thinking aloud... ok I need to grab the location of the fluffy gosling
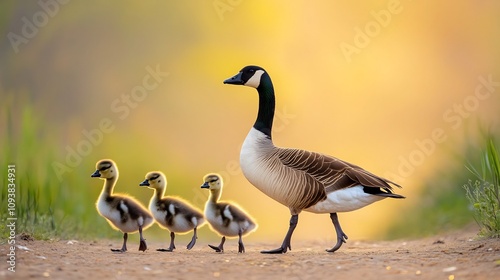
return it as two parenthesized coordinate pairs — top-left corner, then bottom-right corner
(91, 159), (153, 252)
(201, 173), (257, 253)
(140, 171), (205, 251)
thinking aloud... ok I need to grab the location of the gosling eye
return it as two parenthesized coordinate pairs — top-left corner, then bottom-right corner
(149, 174), (161, 181)
(99, 165), (111, 172)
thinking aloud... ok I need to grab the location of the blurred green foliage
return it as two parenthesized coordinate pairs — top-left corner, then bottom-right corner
(464, 137), (500, 238)
(383, 135), (500, 239)
(1, 93), (117, 240)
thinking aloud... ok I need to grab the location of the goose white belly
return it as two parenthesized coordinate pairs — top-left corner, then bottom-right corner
(305, 185), (385, 213)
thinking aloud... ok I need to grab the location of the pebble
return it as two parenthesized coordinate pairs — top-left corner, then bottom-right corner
(443, 266), (457, 272)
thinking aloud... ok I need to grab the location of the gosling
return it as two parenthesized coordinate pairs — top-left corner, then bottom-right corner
(91, 159), (153, 252)
(201, 173), (257, 253)
(140, 171), (205, 251)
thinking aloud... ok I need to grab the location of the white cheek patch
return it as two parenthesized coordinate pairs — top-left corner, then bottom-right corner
(244, 70), (265, 88)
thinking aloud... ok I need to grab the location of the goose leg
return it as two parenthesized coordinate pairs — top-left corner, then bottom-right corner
(186, 227), (198, 250)
(261, 214), (298, 254)
(326, 213), (348, 253)
(158, 232), (176, 252)
(112, 232), (128, 252)
(237, 229), (245, 253)
(138, 225), (148, 252)
(208, 236), (225, 253)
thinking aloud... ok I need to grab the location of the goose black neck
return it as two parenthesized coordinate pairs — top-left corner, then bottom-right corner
(254, 73), (275, 139)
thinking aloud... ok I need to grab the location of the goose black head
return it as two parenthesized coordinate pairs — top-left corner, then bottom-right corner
(223, 65), (267, 89)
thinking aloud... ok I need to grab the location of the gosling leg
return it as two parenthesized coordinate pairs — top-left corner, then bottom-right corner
(237, 230), (245, 253)
(186, 227), (198, 250)
(208, 236), (225, 253)
(111, 232), (128, 253)
(158, 232), (176, 252)
(138, 225), (148, 252)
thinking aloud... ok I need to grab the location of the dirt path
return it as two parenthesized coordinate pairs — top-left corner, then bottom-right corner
(1, 228), (499, 280)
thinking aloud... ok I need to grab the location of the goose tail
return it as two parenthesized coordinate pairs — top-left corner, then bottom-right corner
(363, 186), (406, 199)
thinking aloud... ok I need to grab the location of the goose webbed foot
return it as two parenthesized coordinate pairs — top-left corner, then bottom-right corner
(111, 247), (127, 253)
(158, 232), (176, 252)
(156, 247), (174, 252)
(326, 213), (348, 253)
(261, 245), (289, 254)
(156, 241), (175, 252)
(261, 214), (298, 254)
(111, 232), (128, 253)
(139, 239), (148, 252)
(208, 236), (225, 253)
(186, 228), (198, 250)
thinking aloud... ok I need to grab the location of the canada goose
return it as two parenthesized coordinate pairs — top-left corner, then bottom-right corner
(201, 174), (257, 253)
(139, 171), (205, 251)
(223, 65), (405, 254)
(90, 159), (153, 252)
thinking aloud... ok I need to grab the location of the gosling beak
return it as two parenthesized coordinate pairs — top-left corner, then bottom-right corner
(139, 179), (150, 186)
(223, 71), (244, 85)
(91, 170), (101, 177)
(200, 182), (210, 189)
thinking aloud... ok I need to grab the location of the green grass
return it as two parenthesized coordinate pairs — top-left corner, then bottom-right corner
(463, 137), (500, 238)
(0, 93), (116, 241)
(382, 134), (499, 240)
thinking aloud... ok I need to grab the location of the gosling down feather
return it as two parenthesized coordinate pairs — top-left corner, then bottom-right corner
(140, 171), (205, 252)
(201, 174), (257, 253)
(223, 65), (405, 254)
(91, 159), (153, 252)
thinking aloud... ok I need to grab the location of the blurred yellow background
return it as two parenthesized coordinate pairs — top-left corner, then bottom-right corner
(1, 0), (499, 243)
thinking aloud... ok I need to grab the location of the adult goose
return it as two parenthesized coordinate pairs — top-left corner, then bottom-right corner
(140, 171), (205, 251)
(91, 159), (153, 252)
(201, 173), (257, 253)
(223, 65), (405, 254)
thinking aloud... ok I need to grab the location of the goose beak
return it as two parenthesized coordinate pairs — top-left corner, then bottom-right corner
(223, 72), (244, 85)
(139, 179), (150, 186)
(201, 182), (210, 189)
(91, 170), (101, 177)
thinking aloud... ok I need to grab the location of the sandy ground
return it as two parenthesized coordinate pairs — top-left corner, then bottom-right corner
(1, 228), (499, 280)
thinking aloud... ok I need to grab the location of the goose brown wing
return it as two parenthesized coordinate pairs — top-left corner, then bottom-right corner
(277, 148), (401, 195)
